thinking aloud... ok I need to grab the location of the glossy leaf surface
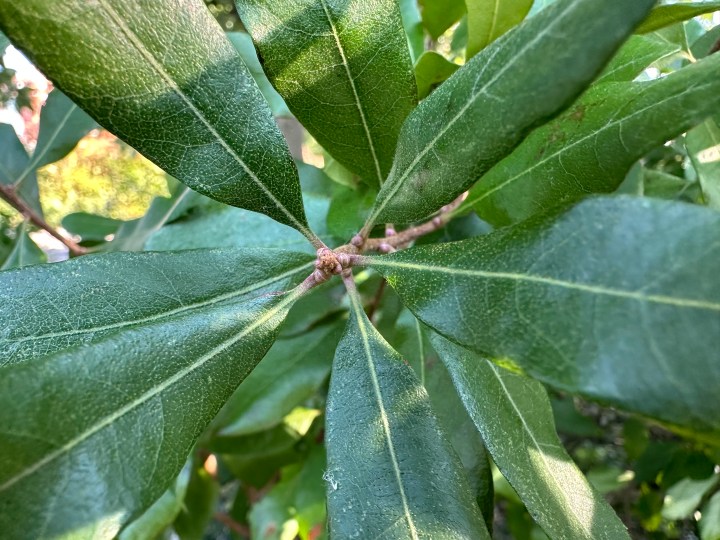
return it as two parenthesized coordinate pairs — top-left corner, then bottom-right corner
(324, 282), (490, 539)
(431, 334), (629, 539)
(237, 0), (417, 187)
(464, 53), (720, 226)
(0, 249), (308, 538)
(636, 2), (720, 34)
(466, 0), (532, 58)
(0, 0), (311, 234)
(367, 0), (655, 227)
(0, 249), (313, 365)
(368, 197), (720, 441)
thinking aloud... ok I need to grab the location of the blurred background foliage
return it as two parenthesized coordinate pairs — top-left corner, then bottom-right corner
(1, 1), (720, 539)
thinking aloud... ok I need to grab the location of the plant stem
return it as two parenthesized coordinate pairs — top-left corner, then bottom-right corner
(366, 279), (386, 322)
(0, 183), (87, 256)
(213, 512), (249, 537)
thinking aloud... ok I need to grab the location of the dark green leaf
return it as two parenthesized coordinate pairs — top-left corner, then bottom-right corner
(326, 182), (376, 239)
(237, 0), (417, 188)
(399, 0), (425, 63)
(0, 123), (41, 215)
(62, 212), (124, 243)
(463, 53), (720, 226)
(325, 281), (490, 539)
(687, 118), (720, 210)
(466, 0), (532, 58)
(596, 34), (680, 84)
(226, 32), (290, 117)
(32, 89), (96, 170)
(636, 2), (720, 34)
(366, 0), (655, 228)
(119, 465), (192, 540)
(367, 197), (720, 441)
(249, 444), (327, 540)
(174, 467), (220, 540)
(0, 222), (45, 270)
(215, 321), (344, 437)
(0, 249), (308, 538)
(420, 0), (466, 39)
(414, 51), (460, 100)
(0, 1), (312, 235)
(387, 309), (494, 530)
(431, 334), (629, 539)
(0, 248), (313, 365)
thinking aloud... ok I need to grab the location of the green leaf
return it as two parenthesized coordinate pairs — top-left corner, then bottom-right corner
(325, 281), (490, 539)
(0, 1), (312, 236)
(61, 212), (124, 243)
(420, 0), (466, 39)
(0, 222), (45, 270)
(688, 118), (720, 210)
(463, 53), (720, 226)
(430, 334), (629, 540)
(119, 465), (192, 540)
(226, 32), (290, 117)
(249, 444), (327, 540)
(236, 0), (417, 188)
(0, 28), (8, 53)
(466, 0), (532, 58)
(31, 89), (96, 170)
(662, 474), (719, 520)
(0, 248), (313, 365)
(414, 51), (460, 100)
(0, 249), (307, 538)
(367, 197), (720, 441)
(701, 491), (720, 540)
(215, 321), (344, 437)
(399, 0), (425, 63)
(0, 123), (42, 215)
(596, 34), (680, 84)
(174, 466), (220, 540)
(387, 309), (494, 529)
(326, 182), (376, 239)
(636, 2), (720, 34)
(366, 0), (655, 228)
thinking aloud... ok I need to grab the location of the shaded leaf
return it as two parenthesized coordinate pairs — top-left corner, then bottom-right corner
(0, 248), (313, 365)
(0, 249), (307, 538)
(701, 491), (720, 540)
(249, 444), (327, 540)
(466, 0), (532, 58)
(119, 465), (192, 540)
(367, 197), (720, 441)
(0, 123), (41, 215)
(366, 0), (655, 227)
(324, 280), (490, 539)
(431, 334), (629, 540)
(237, 0), (417, 187)
(414, 51), (460, 100)
(226, 32), (290, 117)
(420, 0), (466, 39)
(174, 466), (220, 540)
(636, 2), (720, 34)
(662, 474), (719, 520)
(399, 0), (425, 63)
(0, 0), (312, 235)
(0, 222), (45, 270)
(464, 53), (720, 226)
(61, 212), (124, 243)
(31, 89), (96, 170)
(596, 34), (680, 84)
(215, 321), (344, 437)
(688, 118), (720, 209)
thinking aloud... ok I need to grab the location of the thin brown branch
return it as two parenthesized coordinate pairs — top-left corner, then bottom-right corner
(0, 183), (87, 256)
(214, 512), (249, 537)
(710, 35), (720, 55)
(366, 279), (387, 322)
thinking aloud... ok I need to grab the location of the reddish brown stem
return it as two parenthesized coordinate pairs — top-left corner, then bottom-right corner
(214, 512), (249, 537)
(0, 183), (87, 256)
(366, 279), (387, 322)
